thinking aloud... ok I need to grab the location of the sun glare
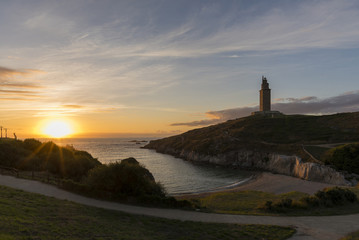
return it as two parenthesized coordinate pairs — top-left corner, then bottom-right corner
(43, 120), (73, 138)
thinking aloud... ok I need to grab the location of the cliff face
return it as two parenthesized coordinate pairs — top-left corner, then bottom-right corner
(149, 146), (352, 186)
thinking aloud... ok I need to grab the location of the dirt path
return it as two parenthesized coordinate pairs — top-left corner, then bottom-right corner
(0, 174), (358, 240)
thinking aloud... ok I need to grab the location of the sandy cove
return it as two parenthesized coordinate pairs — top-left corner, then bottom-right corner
(175, 172), (340, 199)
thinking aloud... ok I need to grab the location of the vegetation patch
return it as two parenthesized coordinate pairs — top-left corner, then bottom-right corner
(0, 185), (295, 240)
(181, 187), (359, 216)
(0, 138), (100, 181)
(183, 191), (308, 215)
(323, 143), (359, 175)
(0, 139), (189, 207)
(303, 145), (330, 161)
(61, 158), (191, 207)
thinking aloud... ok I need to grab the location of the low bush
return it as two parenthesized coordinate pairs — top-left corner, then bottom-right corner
(60, 158), (193, 208)
(313, 187), (358, 207)
(260, 187), (358, 213)
(84, 158), (165, 199)
(323, 143), (359, 174)
(0, 139), (101, 181)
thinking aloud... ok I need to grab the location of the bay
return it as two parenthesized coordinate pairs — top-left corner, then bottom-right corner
(47, 138), (251, 195)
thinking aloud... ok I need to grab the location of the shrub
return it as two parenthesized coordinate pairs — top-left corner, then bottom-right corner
(0, 139), (101, 181)
(84, 159), (166, 200)
(302, 187), (358, 208)
(23, 138), (42, 151)
(301, 196), (320, 207)
(323, 143), (359, 174)
(262, 198), (294, 212)
(314, 187), (357, 206)
(259, 187), (358, 213)
(61, 179), (90, 194)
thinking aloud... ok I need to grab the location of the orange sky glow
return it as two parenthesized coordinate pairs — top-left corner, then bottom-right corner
(2, 1), (359, 139)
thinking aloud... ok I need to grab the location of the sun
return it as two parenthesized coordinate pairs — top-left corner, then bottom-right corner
(43, 120), (73, 138)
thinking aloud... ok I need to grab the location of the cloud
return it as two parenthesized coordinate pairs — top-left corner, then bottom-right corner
(90, 0), (359, 58)
(0, 83), (44, 89)
(0, 89), (39, 94)
(0, 66), (45, 101)
(274, 96), (318, 103)
(0, 66), (45, 89)
(61, 104), (84, 109)
(0, 97), (38, 101)
(171, 91), (359, 127)
(0, 66), (45, 78)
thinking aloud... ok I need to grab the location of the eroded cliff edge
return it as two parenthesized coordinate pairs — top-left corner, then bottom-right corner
(145, 113), (359, 186)
(144, 146), (352, 186)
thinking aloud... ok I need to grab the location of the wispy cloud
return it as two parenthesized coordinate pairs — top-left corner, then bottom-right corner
(0, 97), (38, 102)
(81, 0), (359, 58)
(0, 66), (45, 102)
(0, 83), (44, 89)
(61, 104), (84, 109)
(171, 90), (359, 127)
(0, 66), (45, 78)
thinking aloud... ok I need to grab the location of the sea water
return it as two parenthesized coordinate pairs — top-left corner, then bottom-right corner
(47, 138), (251, 195)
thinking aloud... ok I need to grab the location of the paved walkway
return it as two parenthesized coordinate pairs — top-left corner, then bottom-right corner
(1, 174), (358, 240)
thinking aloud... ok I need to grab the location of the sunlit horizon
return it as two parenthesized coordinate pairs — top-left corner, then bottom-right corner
(41, 120), (73, 138)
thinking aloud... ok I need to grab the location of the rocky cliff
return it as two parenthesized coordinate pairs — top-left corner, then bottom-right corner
(147, 146), (352, 186)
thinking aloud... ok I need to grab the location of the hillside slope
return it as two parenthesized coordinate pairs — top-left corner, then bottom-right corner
(145, 112), (359, 185)
(145, 112), (359, 158)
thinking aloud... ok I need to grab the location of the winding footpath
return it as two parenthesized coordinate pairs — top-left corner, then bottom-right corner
(1, 174), (358, 240)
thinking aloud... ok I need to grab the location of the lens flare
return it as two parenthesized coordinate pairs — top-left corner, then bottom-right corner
(43, 120), (73, 138)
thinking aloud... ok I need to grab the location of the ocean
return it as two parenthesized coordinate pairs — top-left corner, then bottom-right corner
(47, 138), (251, 195)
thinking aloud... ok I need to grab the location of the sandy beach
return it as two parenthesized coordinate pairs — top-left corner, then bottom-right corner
(175, 172), (339, 199)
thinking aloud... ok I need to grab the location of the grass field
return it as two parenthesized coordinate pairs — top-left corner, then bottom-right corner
(0, 185), (295, 240)
(181, 189), (359, 216)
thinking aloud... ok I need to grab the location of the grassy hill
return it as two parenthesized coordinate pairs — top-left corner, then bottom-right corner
(145, 112), (359, 160)
(0, 185), (295, 240)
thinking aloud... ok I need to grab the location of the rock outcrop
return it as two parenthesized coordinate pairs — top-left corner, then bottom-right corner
(148, 146), (352, 186)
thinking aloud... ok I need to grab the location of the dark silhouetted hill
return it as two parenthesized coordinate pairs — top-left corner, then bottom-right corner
(145, 112), (359, 159)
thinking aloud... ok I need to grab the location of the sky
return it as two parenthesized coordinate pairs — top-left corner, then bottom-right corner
(1, 0), (359, 138)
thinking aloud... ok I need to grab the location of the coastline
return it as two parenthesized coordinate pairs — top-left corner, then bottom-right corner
(174, 171), (339, 199)
(170, 174), (256, 197)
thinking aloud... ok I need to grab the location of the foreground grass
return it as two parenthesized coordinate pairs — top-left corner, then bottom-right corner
(0, 185), (295, 240)
(185, 191), (307, 215)
(181, 189), (359, 216)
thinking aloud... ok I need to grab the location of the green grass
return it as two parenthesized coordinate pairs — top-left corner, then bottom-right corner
(341, 230), (359, 240)
(181, 189), (359, 216)
(0, 185), (295, 240)
(303, 145), (330, 160)
(186, 191), (308, 215)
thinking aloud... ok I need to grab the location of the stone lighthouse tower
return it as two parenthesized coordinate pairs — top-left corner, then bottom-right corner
(260, 76), (271, 111)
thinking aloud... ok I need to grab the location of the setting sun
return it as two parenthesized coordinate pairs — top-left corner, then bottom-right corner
(43, 120), (73, 138)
